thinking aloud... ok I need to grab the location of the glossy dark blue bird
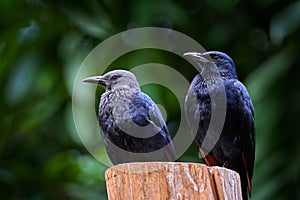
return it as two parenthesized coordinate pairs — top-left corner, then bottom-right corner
(184, 51), (255, 200)
(83, 70), (176, 164)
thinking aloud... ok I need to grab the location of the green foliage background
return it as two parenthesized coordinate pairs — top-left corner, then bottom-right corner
(1, 0), (299, 199)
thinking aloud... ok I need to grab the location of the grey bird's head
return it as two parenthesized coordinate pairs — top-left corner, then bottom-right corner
(83, 70), (140, 91)
(184, 51), (237, 78)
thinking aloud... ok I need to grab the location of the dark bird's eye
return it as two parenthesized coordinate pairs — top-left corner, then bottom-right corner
(210, 54), (220, 61)
(110, 75), (120, 80)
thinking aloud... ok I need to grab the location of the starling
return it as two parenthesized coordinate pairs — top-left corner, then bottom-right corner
(184, 51), (255, 200)
(83, 70), (176, 164)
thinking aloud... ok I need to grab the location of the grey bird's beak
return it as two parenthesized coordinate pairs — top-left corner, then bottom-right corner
(183, 52), (211, 64)
(83, 76), (106, 86)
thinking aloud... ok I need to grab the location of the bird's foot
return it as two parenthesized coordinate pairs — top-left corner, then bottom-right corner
(223, 161), (230, 168)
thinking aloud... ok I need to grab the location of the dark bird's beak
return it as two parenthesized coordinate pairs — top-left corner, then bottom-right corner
(183, 52), (210, 64)
(83, 76), (106, 86)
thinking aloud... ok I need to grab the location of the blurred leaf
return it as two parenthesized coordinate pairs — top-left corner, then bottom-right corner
(18, 20), (40, 44)
(62, 2), (112, 39)
(270, 1), (300, 44)
(245, 47), (295, 103)
(5, 52), (39, 106)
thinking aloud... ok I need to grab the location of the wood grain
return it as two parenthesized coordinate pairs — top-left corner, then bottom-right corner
(105, 162), (242, 200)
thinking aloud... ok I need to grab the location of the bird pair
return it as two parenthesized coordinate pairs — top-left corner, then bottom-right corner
(83, 51), (255, 200)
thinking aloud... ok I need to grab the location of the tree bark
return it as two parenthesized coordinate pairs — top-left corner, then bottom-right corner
(105, 162), (242, 200)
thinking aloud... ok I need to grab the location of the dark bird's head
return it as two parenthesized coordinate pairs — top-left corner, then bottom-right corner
(184, 51), (238, 79)
(83, 70), (140, 91)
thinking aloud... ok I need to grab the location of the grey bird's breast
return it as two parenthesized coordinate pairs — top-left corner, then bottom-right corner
(102, 89), (133, 126)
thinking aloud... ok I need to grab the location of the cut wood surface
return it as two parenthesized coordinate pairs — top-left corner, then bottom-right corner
(105, 162), (242, 200)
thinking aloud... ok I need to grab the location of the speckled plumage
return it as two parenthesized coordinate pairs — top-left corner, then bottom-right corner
(184, 51), (255, 200)
(84, 70), (176, 164)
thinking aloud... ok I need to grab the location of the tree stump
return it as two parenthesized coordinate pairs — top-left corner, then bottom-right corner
(105, 162), (242, 200)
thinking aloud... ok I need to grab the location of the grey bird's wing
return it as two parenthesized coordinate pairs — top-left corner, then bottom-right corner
(129, 92), (177, 161)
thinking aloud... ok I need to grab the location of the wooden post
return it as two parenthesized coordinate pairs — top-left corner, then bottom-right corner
(105, 162), (242, 200)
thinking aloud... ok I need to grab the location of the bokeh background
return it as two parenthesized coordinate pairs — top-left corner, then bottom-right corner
(1, 0), (300, 199)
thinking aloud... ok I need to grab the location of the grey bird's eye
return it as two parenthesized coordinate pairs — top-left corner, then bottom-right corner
(110, 75), (120, 80)
(210, 54), (220, 61)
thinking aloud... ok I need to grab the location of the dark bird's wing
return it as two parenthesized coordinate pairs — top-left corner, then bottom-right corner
(129, 92), (176, 161)
(231, 80), (255, 197)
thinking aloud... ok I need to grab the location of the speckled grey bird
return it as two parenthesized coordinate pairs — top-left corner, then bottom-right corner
(83, 70), (176, 164)
(184, 51), (255, 200)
